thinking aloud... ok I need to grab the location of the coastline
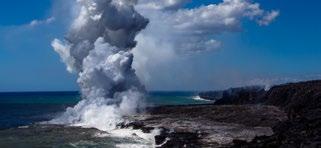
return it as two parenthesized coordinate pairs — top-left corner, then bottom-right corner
(123, 80), (321, 147)
(0, 80), (320, 147)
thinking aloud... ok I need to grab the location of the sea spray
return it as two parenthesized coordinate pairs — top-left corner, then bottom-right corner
(51, 0), (149, 131)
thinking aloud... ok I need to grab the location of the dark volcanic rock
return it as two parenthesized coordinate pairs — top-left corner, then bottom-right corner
(154, 128), (202, 148)
(137, 80), (321, 147)
(127, 105), (287, 147)
(264, 80), (321, 118)
(147, 105), (286, 127)
(199, 86), (266, 105)
(233, 80), (321, 147)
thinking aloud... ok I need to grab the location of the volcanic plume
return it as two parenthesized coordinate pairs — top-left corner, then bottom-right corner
(51, 0), (148, 131)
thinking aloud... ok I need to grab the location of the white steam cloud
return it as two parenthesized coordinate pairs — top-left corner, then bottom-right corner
(29, 17), (55, 27)
(133, 0), (279, 88)
(51, 0), (148, 131)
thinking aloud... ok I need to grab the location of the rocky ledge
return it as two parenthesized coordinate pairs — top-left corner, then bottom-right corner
(124, 105), (287, 147)
(124, 80), (321, 147)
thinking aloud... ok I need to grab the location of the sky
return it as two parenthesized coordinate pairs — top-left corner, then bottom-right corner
(0, 0), (320, 92)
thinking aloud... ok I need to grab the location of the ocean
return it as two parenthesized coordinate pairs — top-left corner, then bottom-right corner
(0, 91), (211, 147)
(0, 91), (208, 129)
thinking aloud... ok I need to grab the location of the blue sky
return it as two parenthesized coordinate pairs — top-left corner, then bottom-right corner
(0, 1), (52, 25)
(0, 0), (320, 91)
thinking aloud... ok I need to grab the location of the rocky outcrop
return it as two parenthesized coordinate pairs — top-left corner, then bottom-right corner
(126, 105), (287, 147)
(233, 80), (321, 147)
(199, 86), (266, 105)
(264, 80), (321, 117)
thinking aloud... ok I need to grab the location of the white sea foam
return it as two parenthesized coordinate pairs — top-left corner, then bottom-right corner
(93, 128), (161, 147)
(192, 95), (211, 102)
(111, 128), (160, 145)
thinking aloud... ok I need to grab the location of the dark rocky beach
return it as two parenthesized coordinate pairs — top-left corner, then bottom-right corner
(124, 80), (321, 147)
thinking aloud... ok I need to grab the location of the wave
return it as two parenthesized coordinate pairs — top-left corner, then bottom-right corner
(192, 95), (211, 102)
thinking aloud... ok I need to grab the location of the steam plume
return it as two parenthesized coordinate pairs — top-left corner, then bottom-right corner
(51, 0), (148, 131)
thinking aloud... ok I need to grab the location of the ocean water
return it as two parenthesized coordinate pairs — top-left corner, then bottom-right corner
(0, 91), (207, 129)
(0, 91), (211, 147)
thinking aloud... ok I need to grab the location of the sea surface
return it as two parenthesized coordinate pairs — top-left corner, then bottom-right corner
(0, 91), (211, 147)
(0, 91), (208, 129)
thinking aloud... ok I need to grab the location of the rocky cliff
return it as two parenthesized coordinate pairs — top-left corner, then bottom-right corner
(234, 80), (321, 147)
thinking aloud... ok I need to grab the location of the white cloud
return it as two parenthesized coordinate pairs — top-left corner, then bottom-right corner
(132, 0), (280, 89)
(258, 10), (279, 26)
(29, 17), (55, 27)
(135, 0), (279, 53)
(137, 0), (190, 10)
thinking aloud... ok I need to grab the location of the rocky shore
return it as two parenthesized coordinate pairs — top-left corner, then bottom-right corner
(125, 105), (287, 147)
(124, 80), (321, 147)
(1, 80), (320, 147)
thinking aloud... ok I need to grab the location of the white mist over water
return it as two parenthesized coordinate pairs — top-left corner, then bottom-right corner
(51, 0), (148, 132)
